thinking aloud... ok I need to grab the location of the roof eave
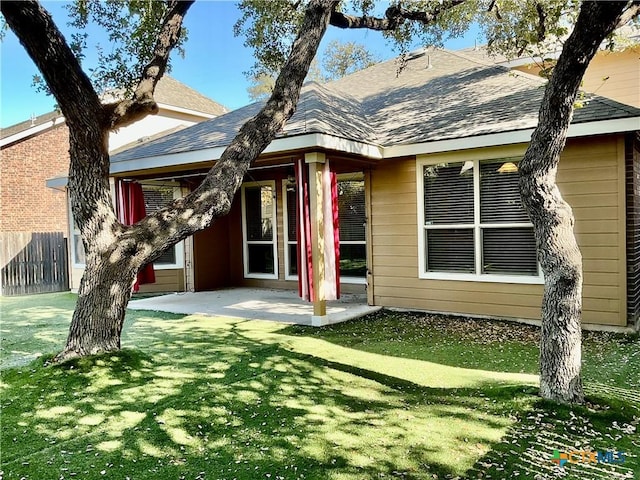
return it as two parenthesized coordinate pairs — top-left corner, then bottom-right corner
(385, 116), (640, 158)
(110, 132), (384, 175)
(156, 102), (219, 119)
(1, 117), (66, 148)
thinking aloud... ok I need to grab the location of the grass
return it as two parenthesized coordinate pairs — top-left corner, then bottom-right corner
(1, 294), (638, 480)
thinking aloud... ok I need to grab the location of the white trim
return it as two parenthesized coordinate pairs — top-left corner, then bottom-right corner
(281, 180), (298, 281)
(387, 117), (640, 158)
(341, 276), (367, 285)
(110, 133), (383, 174)
(241, 181), (279, 280)
(156, 102), (218, 119)
(68, 197), (86, 269)
(419, 271), (545, 285)
(1, 117), (66, 148)
(416, 156), (544, 284)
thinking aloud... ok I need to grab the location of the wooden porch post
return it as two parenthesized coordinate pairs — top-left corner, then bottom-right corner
(305, 152), (327, 322)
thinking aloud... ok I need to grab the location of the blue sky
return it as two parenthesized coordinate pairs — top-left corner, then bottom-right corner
(0, 1), (482, 128)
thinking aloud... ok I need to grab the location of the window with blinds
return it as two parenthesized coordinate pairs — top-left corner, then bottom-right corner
(421, 159), (539, 279)
(142, 185), (178, 265)
(285, 187), (298, 277)
(337, 179), (366, 278)
(70, 184), (182, 267)
(283, 176), (367, 281)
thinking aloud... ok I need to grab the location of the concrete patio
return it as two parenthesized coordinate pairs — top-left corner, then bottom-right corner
(128, 288), (380, 326)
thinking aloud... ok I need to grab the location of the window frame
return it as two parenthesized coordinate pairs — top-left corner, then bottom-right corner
(241, 181), (279, 280)
(282, 174), (367, 285)
(69, 196), (86, 269)
(282, 180), (299, 282)
(417, 156), (544, 284)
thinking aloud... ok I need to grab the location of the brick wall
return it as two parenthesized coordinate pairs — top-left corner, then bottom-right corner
(0, 124), (70, 233)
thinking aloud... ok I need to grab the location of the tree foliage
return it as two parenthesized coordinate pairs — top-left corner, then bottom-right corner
(30, 1), (188, 96)
(322, 39), (379, 79)
(246, 39), (379, 101)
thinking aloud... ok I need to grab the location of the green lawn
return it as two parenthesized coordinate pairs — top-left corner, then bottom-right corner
(1, 294), (638, 480)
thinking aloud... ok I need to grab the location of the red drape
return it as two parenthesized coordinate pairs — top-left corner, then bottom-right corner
(295, 159), (340, 302)
(116, 180), (155, 292)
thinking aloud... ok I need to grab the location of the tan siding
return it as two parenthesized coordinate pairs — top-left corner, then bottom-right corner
(580, 49), (640, 108)
(513, 48), (640, 108)
(370, 135), (627, 326)
(138, 269), (185, 294)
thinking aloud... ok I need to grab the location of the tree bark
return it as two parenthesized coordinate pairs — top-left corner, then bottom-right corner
(519, 1), (631, 404)
(59, 258), (137, 359)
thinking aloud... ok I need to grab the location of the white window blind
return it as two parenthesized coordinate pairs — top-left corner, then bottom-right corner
(283, 176), (367, 281)
(421, 159), (540, 280)
(142, 185), (177, 265)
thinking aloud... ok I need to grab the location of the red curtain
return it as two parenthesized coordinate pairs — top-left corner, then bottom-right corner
(116, 180), (155, 292)
(295, 159), (340, 302)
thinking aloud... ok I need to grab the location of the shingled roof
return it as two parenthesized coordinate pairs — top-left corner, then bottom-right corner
(111, 48), (640, 166)
(154, 76), (227, 116)
(1, 76), (226, 142)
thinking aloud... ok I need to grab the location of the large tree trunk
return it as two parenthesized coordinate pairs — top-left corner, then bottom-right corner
(57, 259), (136, 360)
(520, 1), (631, 404)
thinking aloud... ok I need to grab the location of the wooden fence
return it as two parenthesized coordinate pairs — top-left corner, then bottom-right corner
(0, 232), (69, 296)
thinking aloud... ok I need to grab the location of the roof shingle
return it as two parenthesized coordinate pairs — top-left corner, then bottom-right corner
(111, 48), (640, 164)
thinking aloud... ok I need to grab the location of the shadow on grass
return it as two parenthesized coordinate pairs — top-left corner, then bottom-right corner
(1, 313), (539, 480)
(2, 296), (638, 480)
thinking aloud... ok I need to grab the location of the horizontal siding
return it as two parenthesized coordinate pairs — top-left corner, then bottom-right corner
(138, 268), (185, 294)
(370, 136), (627, 326)
(626, 134), (640, 325)
(580, 49), (640, 107)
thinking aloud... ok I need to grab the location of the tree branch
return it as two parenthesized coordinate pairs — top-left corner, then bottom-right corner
(1, 1), (103, 128)
(128, 0), (339, 264)
(615, 1), (640, 29)
(535, 2), (547, 42)
(107, 0), (194, 130)
(330, 0), (465, 31)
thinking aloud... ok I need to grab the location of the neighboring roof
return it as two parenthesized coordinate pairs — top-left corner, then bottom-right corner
(154, 76), (228, 116)
(111, 47), (640, 168)
(0, 76), (226, 146)
(0, 111), (64, 141)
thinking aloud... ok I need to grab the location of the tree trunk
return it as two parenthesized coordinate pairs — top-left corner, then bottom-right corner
(56, 258), (136, 361)
(519, 1), (631, 404)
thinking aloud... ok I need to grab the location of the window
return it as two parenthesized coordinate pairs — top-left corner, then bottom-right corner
(418, 158), (541, 283)
(69, 184), (184, 269)
(242, 182), (278, 279)
(141, 184), (184, 269)
(337, 178), (366, 281)
(284, 184), (298, 279)
(283, 175), (367, 283)
(70, 205), (86, 267)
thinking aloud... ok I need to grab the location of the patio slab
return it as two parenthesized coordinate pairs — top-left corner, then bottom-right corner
(128, 288), (380, 326)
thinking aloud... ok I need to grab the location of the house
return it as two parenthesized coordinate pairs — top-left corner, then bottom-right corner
(0, 76), (227, 295)
(77, 48), (639, 329)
